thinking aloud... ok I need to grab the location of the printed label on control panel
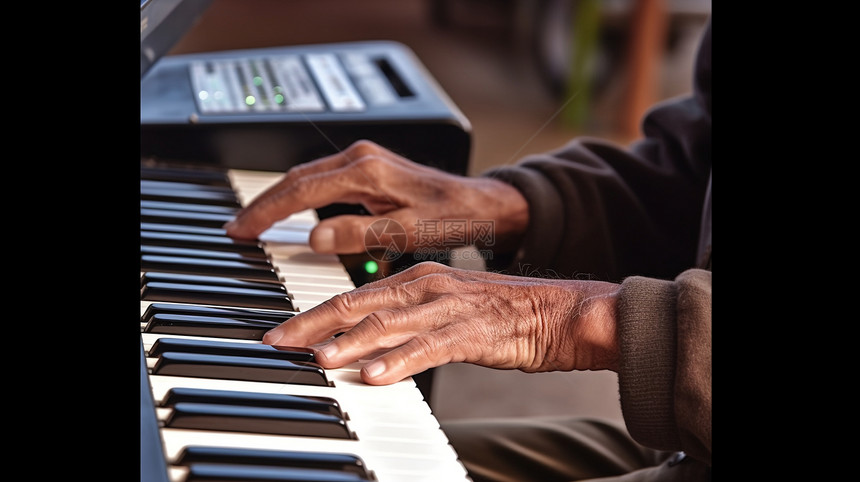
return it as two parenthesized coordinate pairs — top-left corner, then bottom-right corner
(305, 53), (366, 112)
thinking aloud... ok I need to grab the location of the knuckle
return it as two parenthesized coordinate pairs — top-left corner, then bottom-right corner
(409, 261), (446, 277)
(362, 311), (390, 335)
(346, 140), (381, 159)
(285, 162), (311, 179)
(388, 283), (416, 305)
(351, 155), (386, 179)
(283, 161), (322, 186)
(326, 291), (356, 317)
(412, 273), (458, 300)
(409, 335), (442, 364)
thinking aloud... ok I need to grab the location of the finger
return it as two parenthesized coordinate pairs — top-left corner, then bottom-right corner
(262, 281), (425, 347)
(232, 151), (352, 212)
(315, 301), (451, 373)
(243, 140), (393, 210)
(224, 141), (401, 238)
(309, 210), (420, 255)
(360, 336), (450, 386)
(224, 160), (388, 239)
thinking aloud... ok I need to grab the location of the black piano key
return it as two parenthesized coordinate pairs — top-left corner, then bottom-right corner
(141, 208), (235, 228)
(140, 178), (231, 190)
(141, 180), (235, 194)
(141, 200), (240, 215)
(141, 281), (294, 310)
(141, 230), (265, 255)
(141, 222), (228, 237)
(141, 303), (294, 324)
(152, 352), (329, 386)
(161, 387), (343, 417)
(140, 166), (232, 186)
(143, 313), (275, 339)
(140, 273), (287, 291)
(140, 255), (280, 282)
(147, 337), (314, 362)
(141, 245), (270, 262)
(141, 186), (241, 207)
(175, 446), (369, 478)
(165, 402), (350, 438)
(184, 463), (367, 482)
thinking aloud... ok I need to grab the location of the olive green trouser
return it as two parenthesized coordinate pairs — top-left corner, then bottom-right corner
(441, 417), (709, 482)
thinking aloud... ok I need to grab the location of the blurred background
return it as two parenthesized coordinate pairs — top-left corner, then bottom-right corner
(168, 0), (711, 424)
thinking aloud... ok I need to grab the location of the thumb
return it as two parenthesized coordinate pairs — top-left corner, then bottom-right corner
(309, 215), (410, 256)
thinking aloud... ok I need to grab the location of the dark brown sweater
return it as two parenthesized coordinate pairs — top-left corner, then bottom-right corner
(483, 18), (712, 470)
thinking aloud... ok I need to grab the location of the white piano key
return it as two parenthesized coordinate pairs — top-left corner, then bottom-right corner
(264, 244), (347, 268)
(260, 228), (310, 245)
(279, 274), (357, 289)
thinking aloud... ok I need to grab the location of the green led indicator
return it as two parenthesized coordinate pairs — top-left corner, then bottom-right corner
(274, 93), (285, 104)
(364, 260), (379, 274)
(253, 76), (263, 86)
(245, 95), (256, 106)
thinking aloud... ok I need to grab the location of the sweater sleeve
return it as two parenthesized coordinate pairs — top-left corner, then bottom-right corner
(617, 268), (712, 466)
(482, 18), (711, 282)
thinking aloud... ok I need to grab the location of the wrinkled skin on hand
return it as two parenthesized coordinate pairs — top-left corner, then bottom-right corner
(263, 262), (621, 385)
(224, 140), (529, 254)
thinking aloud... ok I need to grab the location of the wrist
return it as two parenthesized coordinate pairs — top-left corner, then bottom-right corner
(564, 280), (621, 372)
(469, 178), (529, 252)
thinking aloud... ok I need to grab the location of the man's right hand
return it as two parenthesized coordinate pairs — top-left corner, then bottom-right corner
(224, 140), (529, 255)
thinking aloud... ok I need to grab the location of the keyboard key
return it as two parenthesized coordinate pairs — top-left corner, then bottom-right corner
(143, 313), (275, 339)
(141, 302), (294, 324)
(141, 245), (270, 262)
(141, 222), (227, 236)
(140, 255), (279, 282)
(161, 387), (344, 417)
(140, 166), (232, 186)
(152, 352), (329, 385)
(141, 200), (240, 214)
(165, 402), (351, 438)
(183, 463), (367, 482)
(141, 281), (295, 310)
(140, 272), (287, 290)
(141, 230), (266, 254)
(141, 187), (241, 207)
(175, 446), (370, 478)
(141, 208), (235, 228)
(148, 337), (313, 363)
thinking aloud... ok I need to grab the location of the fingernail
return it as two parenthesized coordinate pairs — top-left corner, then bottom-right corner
(318, 342), (339, 362)
(262, 329), (282, 345)
(363, 360), (385, 379)
(311, 227), (335, 253)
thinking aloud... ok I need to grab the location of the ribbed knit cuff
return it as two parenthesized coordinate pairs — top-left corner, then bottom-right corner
(616, 275), (680, 450)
